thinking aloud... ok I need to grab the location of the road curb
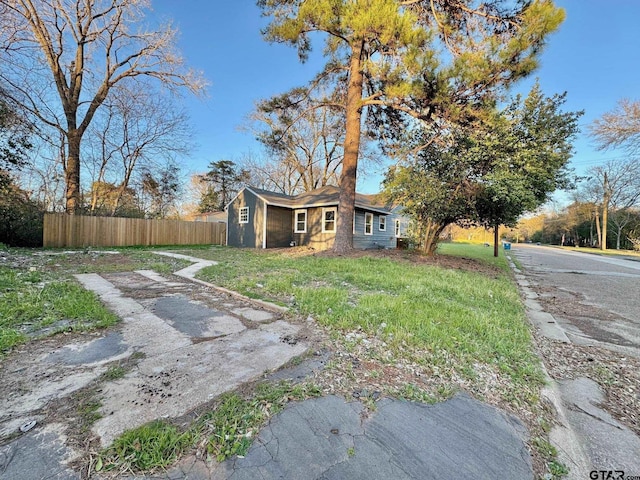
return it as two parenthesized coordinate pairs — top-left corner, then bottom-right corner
(509, 261), (570, 344)
(506, 252), (592, 479)
(541, 379), (592, 478)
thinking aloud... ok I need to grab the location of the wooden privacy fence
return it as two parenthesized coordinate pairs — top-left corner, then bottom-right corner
(43, 214), (226, 248)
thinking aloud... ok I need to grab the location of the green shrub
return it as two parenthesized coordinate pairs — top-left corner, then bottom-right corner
(0, 178), (44, 247)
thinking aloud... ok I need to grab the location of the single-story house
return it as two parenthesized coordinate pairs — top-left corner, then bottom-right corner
(226, 185), (408, 250)
(193, 211), (227, 223)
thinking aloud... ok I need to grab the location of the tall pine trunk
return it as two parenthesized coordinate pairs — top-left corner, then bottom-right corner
(333, 41), (364, 254)
(493, 223), (499, 258)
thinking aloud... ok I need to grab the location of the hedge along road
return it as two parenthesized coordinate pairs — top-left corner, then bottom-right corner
(511, 243), (640, 357)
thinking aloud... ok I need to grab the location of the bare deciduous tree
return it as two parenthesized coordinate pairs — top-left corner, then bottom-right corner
(84, 83), (190, 215)
(0, 0), (205, 212)
(590, 99), (640, 155)
(583, 158), (640, 250)
(240, 152), (302, 195)
(589, 99), (640, 249)
(251, 94), (345, 194)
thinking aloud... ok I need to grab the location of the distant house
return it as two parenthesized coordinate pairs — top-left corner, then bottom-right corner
(226, 185), (408, 250)
(193, 211), (227, 224)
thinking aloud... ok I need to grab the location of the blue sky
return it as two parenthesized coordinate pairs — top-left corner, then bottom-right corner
(149, 0), (640, 194)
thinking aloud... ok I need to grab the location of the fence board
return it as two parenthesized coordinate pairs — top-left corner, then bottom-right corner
(43, 214), (226, 248)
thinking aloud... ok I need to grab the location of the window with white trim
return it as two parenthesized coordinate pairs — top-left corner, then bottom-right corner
(322, 207), (337, 233)
(395, 219), (401, 237)
(364, 212), (373, 235)
(379, 215), (386, 231)
(239, 207), (249, 224)
(294, 209), (307, 233)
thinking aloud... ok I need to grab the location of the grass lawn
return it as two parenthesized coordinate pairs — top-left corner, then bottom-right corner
(174, 244), (543, 400)
(437, 241), (513, 271)
(1, 243), (543, 401)
(0, 265), (119, 353)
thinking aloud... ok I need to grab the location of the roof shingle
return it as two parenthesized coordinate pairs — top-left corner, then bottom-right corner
(245, 185), (390, 214)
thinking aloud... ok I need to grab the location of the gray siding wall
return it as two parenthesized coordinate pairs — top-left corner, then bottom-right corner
(266, 205), (293, 248)
(389, 207), (410, 239)
(389, 213), (410, 239)
(227, 190), (264, 248)
(353, 209), (396, 249)
(293, 206), (335, 250)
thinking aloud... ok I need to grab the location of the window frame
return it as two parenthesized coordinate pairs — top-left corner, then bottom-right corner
(294, 209), (307, 233)
(239, 206), (249, 224)
(322, 207), (337, 233)
(395, 219), (401, 237)
(379, 215), (386, 232)
(364, 212), (374, 235)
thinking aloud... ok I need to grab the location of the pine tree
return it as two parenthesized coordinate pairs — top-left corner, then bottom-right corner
(260, 0), (566, 252)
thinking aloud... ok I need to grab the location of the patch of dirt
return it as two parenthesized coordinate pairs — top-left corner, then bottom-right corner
(0, 331), (107, 443)
(0, 249), (50, 269)
(1, 249), (186, 275)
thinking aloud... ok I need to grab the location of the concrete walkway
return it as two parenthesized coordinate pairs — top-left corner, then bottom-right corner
(0, 255), (308, 479)
(76, 270), (307, 447)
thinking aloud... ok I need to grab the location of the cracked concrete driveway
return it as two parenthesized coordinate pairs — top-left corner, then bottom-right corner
(0, 254), (311, 478)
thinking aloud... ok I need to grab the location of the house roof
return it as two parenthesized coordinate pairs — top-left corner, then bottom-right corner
(193, 211), (227, 222)
(243, 185), (392, 215)
(247, 187), (297, 206)
(194, 211), (225, 216)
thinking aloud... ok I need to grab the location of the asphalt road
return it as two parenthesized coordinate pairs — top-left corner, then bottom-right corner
(511, 244), (640, 356)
